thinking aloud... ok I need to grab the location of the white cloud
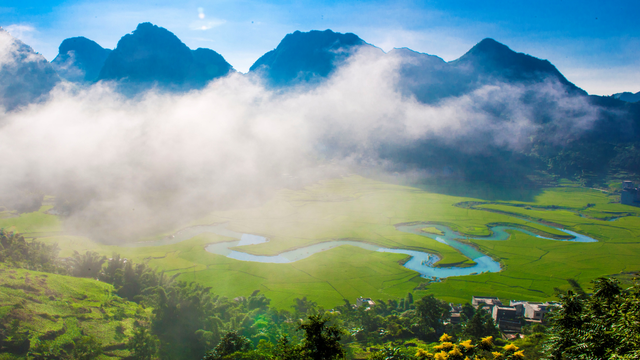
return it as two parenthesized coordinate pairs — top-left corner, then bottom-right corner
(189, 19), (226, 31)
(0, 46), (602, 242)
(4, 24), (36, 39)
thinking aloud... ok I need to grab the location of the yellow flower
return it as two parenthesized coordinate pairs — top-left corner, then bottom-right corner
(492, 351), (504, 360)
(435, 342), (455, 351)
(512, 350), (525, 359)
(440, 333), (454, 343)
(478, 336), (493, 350)
(503, 344), (519, 352)
(459, 340), (474, 350)
(434, 351), (448, 360)
(416, 348), (434, 359)
(480, 336), (493, 346)
(448, 347), (464, 360)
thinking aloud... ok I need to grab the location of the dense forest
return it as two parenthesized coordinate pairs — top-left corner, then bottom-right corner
(1, 229), (638, 359)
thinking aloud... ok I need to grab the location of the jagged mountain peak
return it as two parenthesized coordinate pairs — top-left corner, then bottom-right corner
(96, 22), (233, 92)
(451, 37), (585, 95)
(249, 29), (375, 87)
(51, 36), (111, 82)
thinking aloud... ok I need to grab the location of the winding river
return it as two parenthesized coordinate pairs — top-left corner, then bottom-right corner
(129, 219), (597, 279)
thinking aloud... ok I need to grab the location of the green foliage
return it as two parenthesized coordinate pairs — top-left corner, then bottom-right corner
(368, 345), (413, 360)
(152, 281), (218, 359)
(414, 335), (525, 360)
(69, 250), (106, 278)
(71, 334), (103, 360)
(460, 306), (499, 341)
(512, 325), (547, 360)
(545, 277), (640, 359)
(414, 295), (449, 341)
(273, 335), (304, 360)
(0, 320), (30, 355)
(299, 314), (345, 360)
(0, 229), (63, 273)
(292, 297), (318, 316)
(128, 326), (159, 360)
(203, 331), (252, 360)
(0, 263), (150, 359)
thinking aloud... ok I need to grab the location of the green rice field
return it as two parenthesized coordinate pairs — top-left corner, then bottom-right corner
(5, 176), (640, 308)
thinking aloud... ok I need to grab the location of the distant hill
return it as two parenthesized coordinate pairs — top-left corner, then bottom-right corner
(452, 38), (584, 92)
(391, 38), (586, 104)
(0, 28), (60, 112)
(613, 91), (640, 103)
(245, 32), (640, 185)
(51, 36), (111, 82)
(250, 34), (587, 101)
(249, 29), (380, 86)
(97, 22), (233, 91)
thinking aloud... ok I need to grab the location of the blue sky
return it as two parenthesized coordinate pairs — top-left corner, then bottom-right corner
(1, 0), (638, 95)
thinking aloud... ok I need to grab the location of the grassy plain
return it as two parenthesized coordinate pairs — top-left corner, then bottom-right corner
(5, 175), (640, 307)
(0, 264), (149, 359)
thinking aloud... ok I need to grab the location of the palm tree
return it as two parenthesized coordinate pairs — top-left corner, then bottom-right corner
(69, 250), (106, 278)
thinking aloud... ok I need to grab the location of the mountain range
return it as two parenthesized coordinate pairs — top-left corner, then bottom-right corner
(613, 91), (640, 103)
(0, 22), (606, 101)
(1, 22), (639, 185)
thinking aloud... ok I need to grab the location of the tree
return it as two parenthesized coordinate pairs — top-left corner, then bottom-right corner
(100, 253), (125, 286)
(292, 297), (318, 316)
(461, 305), (499, 341)
(413, 294), (449, 341)
(152, 281), (218, 360)
(404, 293), (414, 311)
(299, 314), (345, 360)
(0, 229), (62, 272)
(545, 277), (640, 359)
(273, 335), (303, 360)
(72, 334), (103, 360)
(69, 250), (106, 278)
(203, 331), (252, 360)
(128, 326), (158, 360)
(460, 303), (475, 322)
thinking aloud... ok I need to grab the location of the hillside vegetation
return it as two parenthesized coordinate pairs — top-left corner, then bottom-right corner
(0, 264), (148, 359)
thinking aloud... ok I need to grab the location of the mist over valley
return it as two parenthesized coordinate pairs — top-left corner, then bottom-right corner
(1, 23), (639, 242)
(1, 16), (640, 360)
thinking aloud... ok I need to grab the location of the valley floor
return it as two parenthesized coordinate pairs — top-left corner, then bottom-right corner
(3, 175), (640, 308)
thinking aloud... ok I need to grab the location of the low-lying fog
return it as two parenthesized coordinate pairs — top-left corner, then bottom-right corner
(0, 47), (602, 242)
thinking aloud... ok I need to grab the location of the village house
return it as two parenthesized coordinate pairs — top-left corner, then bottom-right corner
(621, 181), (640, 206)
(448, 304), (463, 325)
(355, 297), (375, 309)
(471, 296), (560, 333)
(472, 296), (502, 311)
(510, 300), (555, 323)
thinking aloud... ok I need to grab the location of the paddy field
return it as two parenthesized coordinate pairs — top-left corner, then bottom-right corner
(3, 176), (640, 308)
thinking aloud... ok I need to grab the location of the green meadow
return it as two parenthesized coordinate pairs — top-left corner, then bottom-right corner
(5, 176), (640, 307)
